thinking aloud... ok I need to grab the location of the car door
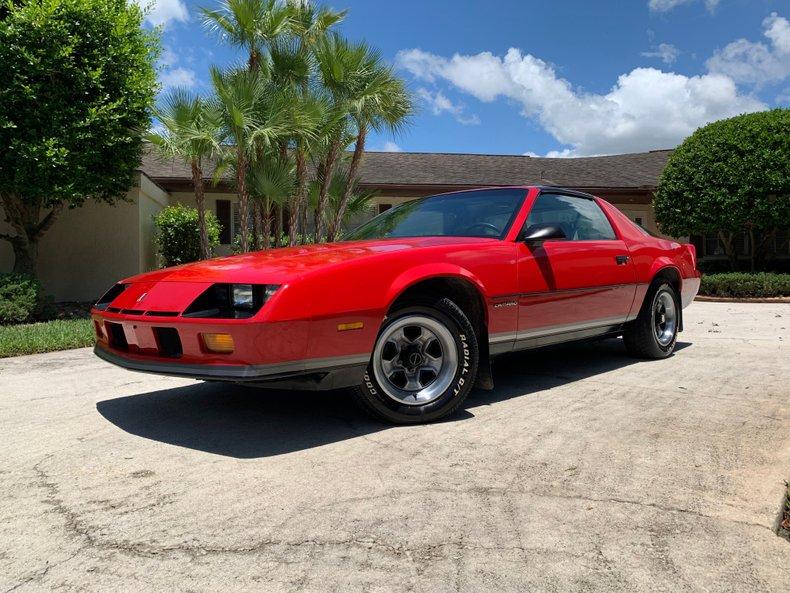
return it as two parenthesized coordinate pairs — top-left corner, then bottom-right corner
(515, 192), (637, 346)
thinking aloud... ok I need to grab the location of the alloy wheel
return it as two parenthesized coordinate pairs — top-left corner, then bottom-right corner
(372, 315), (458, 405)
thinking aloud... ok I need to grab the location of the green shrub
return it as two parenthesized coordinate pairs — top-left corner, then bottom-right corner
(699, 273), (790, 298)
(0, 273), (54, 324)
(153, 204), (221, 267)
(654, 109), (790, 271)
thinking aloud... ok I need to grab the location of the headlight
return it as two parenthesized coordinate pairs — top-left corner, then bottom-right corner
(184, 284), (280, 318)
(232, 284), (254, 309)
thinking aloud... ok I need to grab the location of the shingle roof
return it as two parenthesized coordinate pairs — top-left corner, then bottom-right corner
(138, 145), (671, 190)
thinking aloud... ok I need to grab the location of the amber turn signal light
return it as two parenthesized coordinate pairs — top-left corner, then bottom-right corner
(202, 333), (235, 353)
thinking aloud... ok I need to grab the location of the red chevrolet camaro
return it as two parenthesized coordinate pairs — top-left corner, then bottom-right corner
(93, 186), (700, 423)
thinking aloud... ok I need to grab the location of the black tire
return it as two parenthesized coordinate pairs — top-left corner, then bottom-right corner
(623, 281), (679, 359)
(352, 297), (479, 424)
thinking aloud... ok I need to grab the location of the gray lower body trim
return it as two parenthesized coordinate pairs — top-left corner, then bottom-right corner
(94, 344), (370, 384)
(489, 317), (626, 354)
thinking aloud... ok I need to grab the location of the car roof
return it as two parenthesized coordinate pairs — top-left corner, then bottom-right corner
(429, 185), (599, 200)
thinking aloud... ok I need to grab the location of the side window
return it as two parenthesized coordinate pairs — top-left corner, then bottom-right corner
(524, 194), (616, 241)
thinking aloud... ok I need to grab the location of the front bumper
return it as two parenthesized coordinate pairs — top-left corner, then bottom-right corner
(95, 343), (367, 381)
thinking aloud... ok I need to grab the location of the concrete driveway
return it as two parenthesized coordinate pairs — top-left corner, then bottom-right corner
(1, 301), (788, 592)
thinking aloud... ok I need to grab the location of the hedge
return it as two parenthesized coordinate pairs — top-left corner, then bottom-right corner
(699, 273), (790, 298)
(153, 204), (221, 267)
(0, 273), (53, 324)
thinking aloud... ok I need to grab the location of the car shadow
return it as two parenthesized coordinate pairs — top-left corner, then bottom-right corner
(96, 338), (692, 459)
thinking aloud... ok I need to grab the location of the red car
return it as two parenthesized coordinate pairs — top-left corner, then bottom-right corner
(93, 186), (700, 424)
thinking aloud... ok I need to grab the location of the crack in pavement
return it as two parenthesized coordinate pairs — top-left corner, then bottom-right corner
(23, 457), (604, 571)
(24, 453), (773, 581)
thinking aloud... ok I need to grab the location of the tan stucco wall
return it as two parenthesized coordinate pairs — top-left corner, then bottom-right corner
(0, 173), (170, 302)
(138, 175), (170, 272)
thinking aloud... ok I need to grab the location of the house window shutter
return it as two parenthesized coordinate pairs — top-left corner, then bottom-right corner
(216, 200), (231, 244)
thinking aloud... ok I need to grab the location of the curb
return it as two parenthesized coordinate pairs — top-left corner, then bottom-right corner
(695, 295), (790, 304)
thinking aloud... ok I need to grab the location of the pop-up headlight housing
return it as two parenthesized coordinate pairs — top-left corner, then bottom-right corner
(94, 283), (128, 310)
(183, 284), (280, 319)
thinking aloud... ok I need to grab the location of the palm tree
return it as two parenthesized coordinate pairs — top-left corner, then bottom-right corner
(311, 34), (369, 242)
(308, 166), (376, 237)
(210, 67), (296, 252)
(249, 152), (295, 248)
(148, 90), (221, 259)
(326, 51), (413, 241)
(201, 0), (292, 72)
(271, 1), (344, 244)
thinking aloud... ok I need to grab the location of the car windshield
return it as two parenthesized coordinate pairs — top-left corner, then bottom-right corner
(345, 188), (527, 241)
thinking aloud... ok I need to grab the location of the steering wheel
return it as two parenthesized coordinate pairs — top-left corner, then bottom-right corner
(464, 222), (501, 237)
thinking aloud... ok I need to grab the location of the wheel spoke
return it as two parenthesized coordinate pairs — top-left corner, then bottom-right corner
(381, 356), (399, 376)
(404, 374), (423, 391)
(422, 356), (442, 373)
(403, 325), (426, 345)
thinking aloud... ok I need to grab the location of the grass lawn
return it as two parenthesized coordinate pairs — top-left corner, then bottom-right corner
(0, 318), (94, 358)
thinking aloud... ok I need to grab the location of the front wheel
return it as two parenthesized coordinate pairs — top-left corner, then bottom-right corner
(623, 281), (679, 359)
(352, 298), (479, 424)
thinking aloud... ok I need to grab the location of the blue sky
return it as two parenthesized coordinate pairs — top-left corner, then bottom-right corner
(144, 0), (789, 156)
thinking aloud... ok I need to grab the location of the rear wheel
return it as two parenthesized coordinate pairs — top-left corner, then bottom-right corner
(352, 298), (478, 424)
(623, 281), (679, 359)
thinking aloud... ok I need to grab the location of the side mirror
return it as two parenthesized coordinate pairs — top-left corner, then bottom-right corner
(521, 224), (566, 246)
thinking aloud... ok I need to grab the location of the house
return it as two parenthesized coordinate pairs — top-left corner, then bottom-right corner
(2, 147), (779, 302)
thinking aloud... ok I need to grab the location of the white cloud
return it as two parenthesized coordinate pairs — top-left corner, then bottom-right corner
(160, 46), (179, 68)
(649, 0), (719, 13)
(396, 47), (765, 156)
(134, 0), (188, 27)
(378, 141), (403, 152)
(545, 149), (575, 158)
(777, 87), (790, 104)
(707, 13), (790, 85)
(160, 67), (196, 89)
(416, 88), (480, 125)
(642, 43), (681, 64)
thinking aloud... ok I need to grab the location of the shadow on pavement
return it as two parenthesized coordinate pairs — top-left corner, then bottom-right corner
(96, 338), (692, 459)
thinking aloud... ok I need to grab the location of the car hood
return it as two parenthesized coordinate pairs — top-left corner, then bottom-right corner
(123, 236), (497, 285)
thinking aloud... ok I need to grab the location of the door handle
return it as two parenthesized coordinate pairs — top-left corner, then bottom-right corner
(615, 255), (630, 265)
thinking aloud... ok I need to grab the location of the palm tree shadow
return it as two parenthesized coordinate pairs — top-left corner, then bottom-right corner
(96, 338), (691, 459)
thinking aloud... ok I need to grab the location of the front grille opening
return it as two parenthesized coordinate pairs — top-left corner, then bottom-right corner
(121, 309), (145, 316)
(106, 322), (128, 351)
(154, 327), (182, 358)
(145, 311), (179, 317)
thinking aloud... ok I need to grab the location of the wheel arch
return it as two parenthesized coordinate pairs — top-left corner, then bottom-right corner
(649, 264), (683, 331)
(385, 268), (493, 390)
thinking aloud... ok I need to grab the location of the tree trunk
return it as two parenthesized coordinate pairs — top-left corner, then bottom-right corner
(295, 146), (309, 245)
(274, 204), (283, 248)
(747, 227), (755, 273)
(315, 139), (340, 243)
(0, 193), (64, 278)
(313, 161), (325, 243)
(252, 201), (263, 250)
(718, 230), (737, 271)
(327, 125), (366, 242)
(262, 198), (273, 249)
(191, 161), (211, 259)
(10, 235), (38, 276)
(236, 149), (250, 252)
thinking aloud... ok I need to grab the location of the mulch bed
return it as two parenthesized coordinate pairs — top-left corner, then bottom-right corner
(53, 302), (93, 320)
